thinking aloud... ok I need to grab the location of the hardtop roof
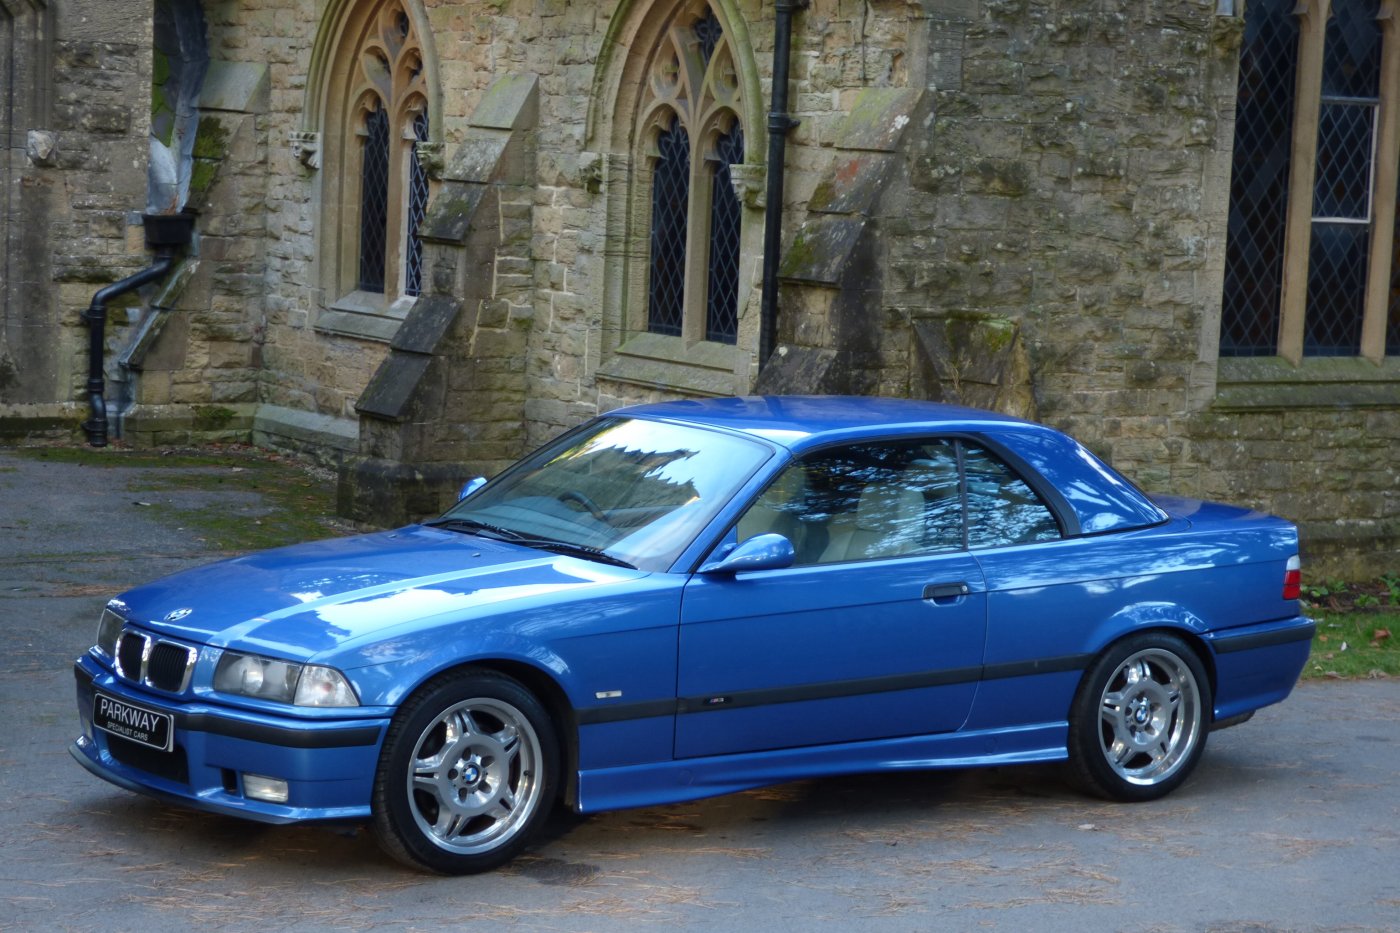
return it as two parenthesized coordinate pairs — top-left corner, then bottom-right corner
(616, 395), (1042, 451)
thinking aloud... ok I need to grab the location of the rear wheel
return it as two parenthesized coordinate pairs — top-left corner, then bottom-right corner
(372, 670), (558, 874)
(1068, 633), (1211, 802)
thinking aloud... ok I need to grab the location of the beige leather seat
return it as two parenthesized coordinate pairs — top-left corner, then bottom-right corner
(819, 481), (925, 563)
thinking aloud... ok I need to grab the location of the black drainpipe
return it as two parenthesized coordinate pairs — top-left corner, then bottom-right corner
(82, 212), (195, 446)
(759, 0), (806, 371)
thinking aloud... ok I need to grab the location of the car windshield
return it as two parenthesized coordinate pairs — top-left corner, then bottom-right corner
(435, 417), (773, 572)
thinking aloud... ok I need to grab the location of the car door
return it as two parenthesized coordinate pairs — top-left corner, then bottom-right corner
(674, 438), (989, 760)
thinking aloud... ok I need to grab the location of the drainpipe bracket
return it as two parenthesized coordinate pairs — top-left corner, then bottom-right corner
(767, 114), (801, 134)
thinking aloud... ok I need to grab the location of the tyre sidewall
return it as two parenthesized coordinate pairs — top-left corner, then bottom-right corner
(1069, 632), (1212, 802)
(372, 670), (559, 874)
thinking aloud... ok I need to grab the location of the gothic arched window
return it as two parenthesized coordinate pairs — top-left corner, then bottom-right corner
(308, 0), (439, 338)
(636, 3), (748, 346)
(346, 4), (430, 302)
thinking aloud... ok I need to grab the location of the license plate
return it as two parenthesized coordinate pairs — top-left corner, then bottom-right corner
(93, 692), (173, 752)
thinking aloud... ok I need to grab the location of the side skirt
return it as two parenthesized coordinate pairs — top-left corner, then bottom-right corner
(575, 721), (1068, 813)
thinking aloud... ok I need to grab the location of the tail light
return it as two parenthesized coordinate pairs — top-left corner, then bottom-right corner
(1283, 555), (1301, 601)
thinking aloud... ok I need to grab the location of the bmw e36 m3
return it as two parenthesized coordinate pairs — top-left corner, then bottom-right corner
(72, 396), (1314, 874)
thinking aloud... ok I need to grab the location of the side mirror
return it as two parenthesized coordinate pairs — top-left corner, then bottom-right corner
(698, 533), (795, 575)
(457, 477), (487, 502)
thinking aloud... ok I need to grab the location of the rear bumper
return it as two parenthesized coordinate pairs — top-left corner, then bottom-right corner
(72, 656), (388, 824)
(1208, 615), (1315, 722)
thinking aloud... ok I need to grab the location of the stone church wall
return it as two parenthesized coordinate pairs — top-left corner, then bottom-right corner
(0, 0), (1394, 574)
(1, 2), (152, 434)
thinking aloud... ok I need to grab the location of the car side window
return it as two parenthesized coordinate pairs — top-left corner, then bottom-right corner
(962, 443), (1061, 548)
(736, 440), (964, 566)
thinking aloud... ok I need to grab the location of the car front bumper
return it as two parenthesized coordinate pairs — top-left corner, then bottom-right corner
(72, 656), (389, 825)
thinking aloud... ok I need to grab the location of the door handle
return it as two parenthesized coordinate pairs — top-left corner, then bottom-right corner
(923, 582), (970, 602)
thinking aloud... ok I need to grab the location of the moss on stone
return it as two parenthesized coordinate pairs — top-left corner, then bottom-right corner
(152, 48), (171, 88)
(191, 116), (230, 160)
(188, 159), (219, 197)
(150, 48), (177, 146)
(978, 317), (1016, 353)
(192, 405), (237, 430)
(970, 159), (1031, 197)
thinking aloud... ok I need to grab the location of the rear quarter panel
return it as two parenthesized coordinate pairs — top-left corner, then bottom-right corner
(966, 512), (1303, 730)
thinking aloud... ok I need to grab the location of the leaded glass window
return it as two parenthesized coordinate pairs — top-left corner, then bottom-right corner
(706, 125), (744, 343)
(1220, 0), (1298, 357)
(1221, 0), (1400, 361)
(405, 109), (430, 298)
(649, 116), (690, 336)
(359, 104), (390, 293)
(1389, 253), (1400, 352)
(637, 2), (750, 345)
(1306, 0), (1380, 356)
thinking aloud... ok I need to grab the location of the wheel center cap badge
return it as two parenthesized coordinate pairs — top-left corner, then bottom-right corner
(462, 765), (480, 783)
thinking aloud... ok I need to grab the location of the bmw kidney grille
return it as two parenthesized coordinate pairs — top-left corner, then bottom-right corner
(114, 630), (196, 693)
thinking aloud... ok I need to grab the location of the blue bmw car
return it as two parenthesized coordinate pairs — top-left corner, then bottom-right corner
(72, 396), (1314, 873)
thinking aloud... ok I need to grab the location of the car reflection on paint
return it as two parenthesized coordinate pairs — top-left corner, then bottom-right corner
(71, 396), (1314, 874)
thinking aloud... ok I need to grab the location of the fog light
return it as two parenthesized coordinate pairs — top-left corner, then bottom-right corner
(243, 773), (289, 804)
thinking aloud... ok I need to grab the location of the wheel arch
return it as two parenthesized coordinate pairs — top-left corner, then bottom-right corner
(402, 657), (581, 808)
(1076, 623), (1219, 727)
(1081, 610), (1220, 720)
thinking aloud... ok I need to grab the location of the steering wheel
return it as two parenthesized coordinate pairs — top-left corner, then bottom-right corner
(558, 490), (610, 524)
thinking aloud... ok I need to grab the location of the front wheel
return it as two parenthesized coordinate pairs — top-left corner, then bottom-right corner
(372, 670), (558, 874)
(1068, 633), (1211, 802)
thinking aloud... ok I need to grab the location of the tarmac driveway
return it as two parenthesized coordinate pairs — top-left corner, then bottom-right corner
(1, 447), (1396, 932)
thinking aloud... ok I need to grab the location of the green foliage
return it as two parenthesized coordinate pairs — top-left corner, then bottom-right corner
(1301, 578), (1347, 602)
(1306, 611), (1398, 681)
(1381, 574), (1400, 606)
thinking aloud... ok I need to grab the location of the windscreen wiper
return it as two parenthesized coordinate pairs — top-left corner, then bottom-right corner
(513, 538), (638, 570)
(422, 517), (527, 541)
(423, 519), (636, 569)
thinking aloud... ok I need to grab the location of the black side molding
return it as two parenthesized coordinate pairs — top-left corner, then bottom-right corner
(1213, 619), (1316, 655)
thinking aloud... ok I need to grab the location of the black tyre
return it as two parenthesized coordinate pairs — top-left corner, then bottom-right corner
(1067, 632), (1211, 802)
(372, 669), (558, 874)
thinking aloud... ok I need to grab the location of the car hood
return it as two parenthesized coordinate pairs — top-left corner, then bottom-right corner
(113, 525), (642, 660)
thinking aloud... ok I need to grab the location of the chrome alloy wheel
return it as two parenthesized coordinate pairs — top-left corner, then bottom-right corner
(406, 697), (544, 855)
(1097, 647), (1203, 786)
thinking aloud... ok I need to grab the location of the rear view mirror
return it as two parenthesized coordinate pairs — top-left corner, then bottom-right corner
(699, 533), (795, 575)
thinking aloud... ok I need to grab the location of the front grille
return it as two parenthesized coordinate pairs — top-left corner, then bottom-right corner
(107, 735), (189, 785)
(147, 641), (194, 692)
(114, 630), (195, 693)
(116, 631), (147, 681)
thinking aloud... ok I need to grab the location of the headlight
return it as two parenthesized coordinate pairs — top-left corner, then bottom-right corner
(215, 652), (301, 703)
(214, 651), (359, 707)
(95, 607), (124, 658)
